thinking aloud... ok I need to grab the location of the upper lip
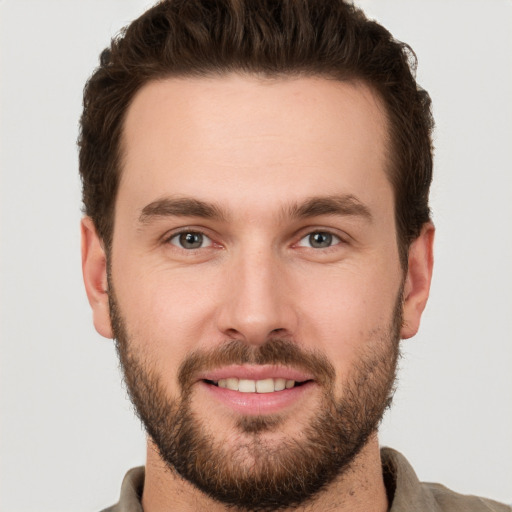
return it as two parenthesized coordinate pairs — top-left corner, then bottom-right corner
(196, 365), (314, 383)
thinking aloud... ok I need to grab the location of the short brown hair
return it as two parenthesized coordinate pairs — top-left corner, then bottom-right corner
(78, 0), (433, 266)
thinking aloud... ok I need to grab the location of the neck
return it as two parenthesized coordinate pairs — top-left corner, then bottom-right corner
(142, 435), (389, 512)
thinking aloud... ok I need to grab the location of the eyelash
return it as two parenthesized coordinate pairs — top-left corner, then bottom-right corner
(296, 231), (343, 250)
(166, 230), (214, 250)
(164, 228), (346, 251)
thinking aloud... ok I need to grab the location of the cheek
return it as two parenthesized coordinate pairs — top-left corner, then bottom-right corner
(113, 265), (221, 388)
(295, 264), (401, 376)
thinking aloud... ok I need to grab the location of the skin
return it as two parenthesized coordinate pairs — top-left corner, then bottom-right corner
(82, 75), (434, 511)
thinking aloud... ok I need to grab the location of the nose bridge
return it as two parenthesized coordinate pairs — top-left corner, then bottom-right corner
(217, 238), (296, 344)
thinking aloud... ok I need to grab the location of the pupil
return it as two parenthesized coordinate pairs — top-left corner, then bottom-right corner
(180, 232), (202, 248)
(310, 232), (331, 248)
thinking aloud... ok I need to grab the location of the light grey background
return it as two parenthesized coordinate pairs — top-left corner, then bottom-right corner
(1, 1), (511, 511)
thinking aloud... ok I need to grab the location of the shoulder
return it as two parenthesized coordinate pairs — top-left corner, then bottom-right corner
(99, 466), (145, 512)
(382, 447), (511, 512)
(424, 482), (512, 512)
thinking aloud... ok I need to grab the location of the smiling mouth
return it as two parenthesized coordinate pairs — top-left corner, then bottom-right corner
(203, 377), (311, 393)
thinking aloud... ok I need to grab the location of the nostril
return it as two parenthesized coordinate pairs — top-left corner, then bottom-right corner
(223, 328), (242, 340)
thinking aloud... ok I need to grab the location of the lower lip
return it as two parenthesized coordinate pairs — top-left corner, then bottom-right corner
(199, 380), (315, 415)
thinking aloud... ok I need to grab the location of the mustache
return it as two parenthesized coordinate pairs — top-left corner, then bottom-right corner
(178, 338), (336, 391)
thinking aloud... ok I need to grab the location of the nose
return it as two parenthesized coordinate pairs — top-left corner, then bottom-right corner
(216, 245), (298, 346)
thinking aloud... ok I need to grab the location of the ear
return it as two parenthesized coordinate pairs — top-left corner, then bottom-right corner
(401, 222), (435, 339)
(81, 217), (113, 339)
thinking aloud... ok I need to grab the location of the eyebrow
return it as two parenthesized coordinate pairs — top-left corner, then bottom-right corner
(138, 194), (372, 225)
(139, 197), (228, 224)
(285, 195), (373, 222)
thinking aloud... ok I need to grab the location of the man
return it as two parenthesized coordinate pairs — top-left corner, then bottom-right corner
(78, 1), (510, 511)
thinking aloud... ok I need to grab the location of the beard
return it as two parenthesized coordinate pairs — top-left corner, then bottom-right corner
(109, 285), (402, 512)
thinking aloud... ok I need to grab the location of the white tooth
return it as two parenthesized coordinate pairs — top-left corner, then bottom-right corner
(225, 378), (239, 391)
(285, 379), (295, 389)
(274, 378), (286, 391)
(256, 378), (275, 393)
(238, 379), (256, 392)
(218, 379), (227, 389)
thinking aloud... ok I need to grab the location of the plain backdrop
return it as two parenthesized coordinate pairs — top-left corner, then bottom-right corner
(1, 1), (511, 511)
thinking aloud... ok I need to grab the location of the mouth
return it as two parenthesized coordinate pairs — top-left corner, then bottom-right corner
(196, 366), (316, 415)
(204, 377), (310, 393)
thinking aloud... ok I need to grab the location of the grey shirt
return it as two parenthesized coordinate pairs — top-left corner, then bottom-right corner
(102, 448), (511, 511)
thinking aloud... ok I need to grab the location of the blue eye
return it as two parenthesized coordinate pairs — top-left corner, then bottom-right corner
(298, 232), (341, 249)
(169, 232), (212, 249)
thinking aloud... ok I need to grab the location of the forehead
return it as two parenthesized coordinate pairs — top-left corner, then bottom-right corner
(119, 74), (391, 218)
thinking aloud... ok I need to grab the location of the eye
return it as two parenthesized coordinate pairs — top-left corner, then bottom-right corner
(169, 231), (212, 249)
(297, 231), (341, 249)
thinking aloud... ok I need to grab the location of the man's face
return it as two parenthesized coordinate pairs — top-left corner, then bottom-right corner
(84, 75), (429, 510)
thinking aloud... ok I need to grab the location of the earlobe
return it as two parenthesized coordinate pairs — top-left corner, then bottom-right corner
(81, 217), (113, 339)
(401, 222), (435, 340)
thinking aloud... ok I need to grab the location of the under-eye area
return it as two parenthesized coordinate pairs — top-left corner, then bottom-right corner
(203, 378), (312, 393)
